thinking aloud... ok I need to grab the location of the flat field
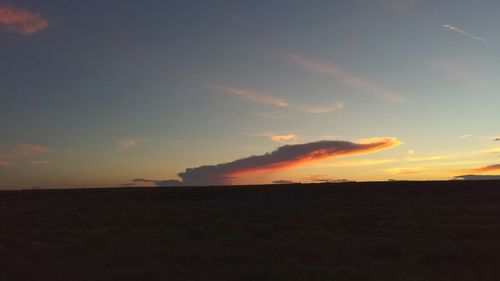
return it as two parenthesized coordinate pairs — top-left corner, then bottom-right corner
(2, 181), (500, 281)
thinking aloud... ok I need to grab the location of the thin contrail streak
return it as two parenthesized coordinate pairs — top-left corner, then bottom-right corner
(442, 24), (489, 45)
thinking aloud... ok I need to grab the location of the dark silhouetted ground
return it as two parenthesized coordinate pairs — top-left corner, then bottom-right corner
(2, 181), (500, 281)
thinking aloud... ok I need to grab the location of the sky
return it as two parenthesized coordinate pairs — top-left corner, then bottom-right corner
(1, 0), (499, 189)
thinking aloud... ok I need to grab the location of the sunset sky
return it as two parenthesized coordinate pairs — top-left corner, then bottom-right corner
(1, 0), (499, 188)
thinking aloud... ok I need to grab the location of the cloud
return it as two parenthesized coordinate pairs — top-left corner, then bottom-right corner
(217, 86), (288, 107)
(117, 139), (137, 151)
(17, 143), (48, 154)
(270, 134), (297, 143)
(302, 175), (353, 183)
(462, 164), (500, 174)
(272, 180), (295, 184)
(404, 150), (447, 162)
(384, 167), (423, 175)
(0, 143), (48, 158)
(0, 5), (48, 35)
(477, 147), (500, 155)
(131, 178), (183, 187)
(453, 175), (500, 181)
(442, 24), (489, 45)
(178, 138), (401, 186)
(286, 53), (404, 102)
(0, 143), (48, 167)
(28, 160), (53, 165)
(217, 86), (343, 115)
(459, 134), (472, 139)
(325, 158), (397, 167)
(494, 137), (500, 142)
(406, 155), (446, 162)
(301, 102), (344, 113)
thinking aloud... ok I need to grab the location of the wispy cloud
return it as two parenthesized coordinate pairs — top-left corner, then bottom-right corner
(324, 158), (397, 167)
(301, 102), (344, 113)
(462, 164), (500, 174)
(442, 24), (489, 45)
(286, 53), (404, 103)
(240, 131), (299, 143)
(270, 134), (297, 143)
(17, 143), (48, 154)
(494, 137), (500, 142)
(0, 143), (48, 158)
(217, 86), (288, 107)
(0, 5), (48, 35)
(406, 155), (446, 162)
(177, 137), (401, 186)
(459, 134), (472, 139)
(117, 139), (138, 151)
(0, 143), (49, 166)
(217, 86), (343, 114)
(384, 167), (424, 175)
(477, 147), (500, 155)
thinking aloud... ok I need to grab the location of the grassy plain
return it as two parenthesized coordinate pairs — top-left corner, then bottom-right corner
(2, 181), (500, 281)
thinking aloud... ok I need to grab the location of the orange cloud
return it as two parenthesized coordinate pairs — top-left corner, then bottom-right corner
(325, 158), (397, 167)
(0, 143), (48, 159)
(16, 143), (48, 154)
(178, 137), (401, 185)
(218, 86), (288, 107)
(286, 53), (404, 102)
(0, 160), (8, 166)
(0, 5), (48, 35)
(231, 138), (401, 176)
(462, 164), (500, 174)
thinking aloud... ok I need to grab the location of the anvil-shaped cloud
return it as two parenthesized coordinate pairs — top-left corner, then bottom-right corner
(175, 138), (401, 186)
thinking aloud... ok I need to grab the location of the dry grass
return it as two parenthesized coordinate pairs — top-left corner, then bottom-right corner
(1, 181), (500, 281)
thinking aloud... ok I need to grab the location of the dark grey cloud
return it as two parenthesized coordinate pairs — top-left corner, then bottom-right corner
(130, 138), (400, 187)
(131, 178), (183, 187)
(272, 180), (295, 184)
(453, 175), (500, 181)
(302, 175), (353, 183)
(177, 138), (400, 186)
